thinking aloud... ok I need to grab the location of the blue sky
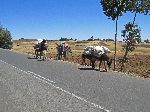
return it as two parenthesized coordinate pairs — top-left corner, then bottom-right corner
(0, 0), (149, 40)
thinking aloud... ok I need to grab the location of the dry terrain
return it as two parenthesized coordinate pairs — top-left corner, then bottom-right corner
(12, 40), (150, 78)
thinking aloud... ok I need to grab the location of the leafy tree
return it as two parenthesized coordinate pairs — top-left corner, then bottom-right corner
(120, 22), (141, 71)
(100, 0), (150, 70)
(0, 26), (13, 49)
(100, 0), (129, 70)
(100, 0), (128, 20)
(87, 36), (94, 41)
(127, 0), (150, 24)
(126, 0), (150, 14)
(59, 37), (69, 41)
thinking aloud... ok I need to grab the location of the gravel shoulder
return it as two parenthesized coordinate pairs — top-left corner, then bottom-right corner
(0, 61), (107, 112)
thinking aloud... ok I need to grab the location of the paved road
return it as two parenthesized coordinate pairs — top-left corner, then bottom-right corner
(0, 58), (105, 112)
(0, 49), (150, 112)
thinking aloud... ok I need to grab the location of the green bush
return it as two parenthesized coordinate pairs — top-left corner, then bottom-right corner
(0, 26), (13, 49)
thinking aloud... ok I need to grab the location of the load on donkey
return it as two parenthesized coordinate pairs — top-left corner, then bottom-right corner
(82, 45), (112, 71)
(34, 38), (48, 61)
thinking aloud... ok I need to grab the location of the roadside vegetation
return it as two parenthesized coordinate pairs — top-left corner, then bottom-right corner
(0, 25), (13, 49)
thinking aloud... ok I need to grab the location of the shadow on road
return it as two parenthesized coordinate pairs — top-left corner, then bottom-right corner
(27, 57), (37, 59)
(78, 67), (107, 72)
(37, 59), (45, 61)
(78, 67), (95, 70)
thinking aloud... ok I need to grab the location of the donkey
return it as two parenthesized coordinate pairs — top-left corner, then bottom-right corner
(82, 53), (112, 71)
(81, 45), (112, 71)
(34, 41), (48, 61)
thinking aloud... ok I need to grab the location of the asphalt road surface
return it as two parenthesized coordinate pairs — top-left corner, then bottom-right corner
(0, 49), (150, 112)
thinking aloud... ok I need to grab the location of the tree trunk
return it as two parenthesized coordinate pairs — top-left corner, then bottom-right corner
(114, 16), (118, 71)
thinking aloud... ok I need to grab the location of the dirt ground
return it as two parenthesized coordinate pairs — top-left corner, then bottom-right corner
(123, 55), (150, 78)
(12, 40), (150, 78)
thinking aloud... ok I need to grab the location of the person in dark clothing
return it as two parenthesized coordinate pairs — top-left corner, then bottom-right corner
(40, 39), (47, 51)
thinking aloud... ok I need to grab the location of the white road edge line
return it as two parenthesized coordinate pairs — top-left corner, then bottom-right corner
(27, 71), (56, 84)
(0, 59), (111, 112)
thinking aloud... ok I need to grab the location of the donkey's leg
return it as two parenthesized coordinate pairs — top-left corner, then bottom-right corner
(63, 51), (66, 61)
(90, 58), (92, 66)
(58, 51), (62, 60)
(40, 51), (42, 59)
(91, 57), (95, 69)
(34, 50), (37, 58)
(81, 54), (86, 65)
(104, 61), (107, 72)
(58, 53), (61, 60)
(99, 60), (102, 71)
(89, 60), (91, 66)
(34, 50), (36, 57)
(57, 52), (60, 60)
(60, 52), (63, 60)
(62, 51), (64, 61)
(42, 50), (46, 61)
(36, 50), (39, 59)
(45, 50), (47, 60)
(42, 53), (45, 61)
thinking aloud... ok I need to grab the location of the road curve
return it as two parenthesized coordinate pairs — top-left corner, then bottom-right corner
(0, 49), (150, 112)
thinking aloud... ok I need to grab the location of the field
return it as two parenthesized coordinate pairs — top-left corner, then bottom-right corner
(12, 40), (150, 78)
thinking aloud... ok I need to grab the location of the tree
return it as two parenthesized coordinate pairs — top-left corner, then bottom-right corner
(126, 0), (150, 14)
(59, 37), (69, 41)
(144, 39), (149, 43)
(119, 0), (149, 72)
(127, 0), (150, 24)
(120, 22), (141, 71)
(0, 26), (13, 49)
(100, 0), (150, 70)
(100, 0), (129, 70)
(87, 36), (94, 41)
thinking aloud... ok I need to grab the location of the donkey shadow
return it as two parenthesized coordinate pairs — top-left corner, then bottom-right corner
(78, 67), (107, 72)
(27, 56), (48, 61)
(27, 56), (37, 59)
(78, 67), (95, 70)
